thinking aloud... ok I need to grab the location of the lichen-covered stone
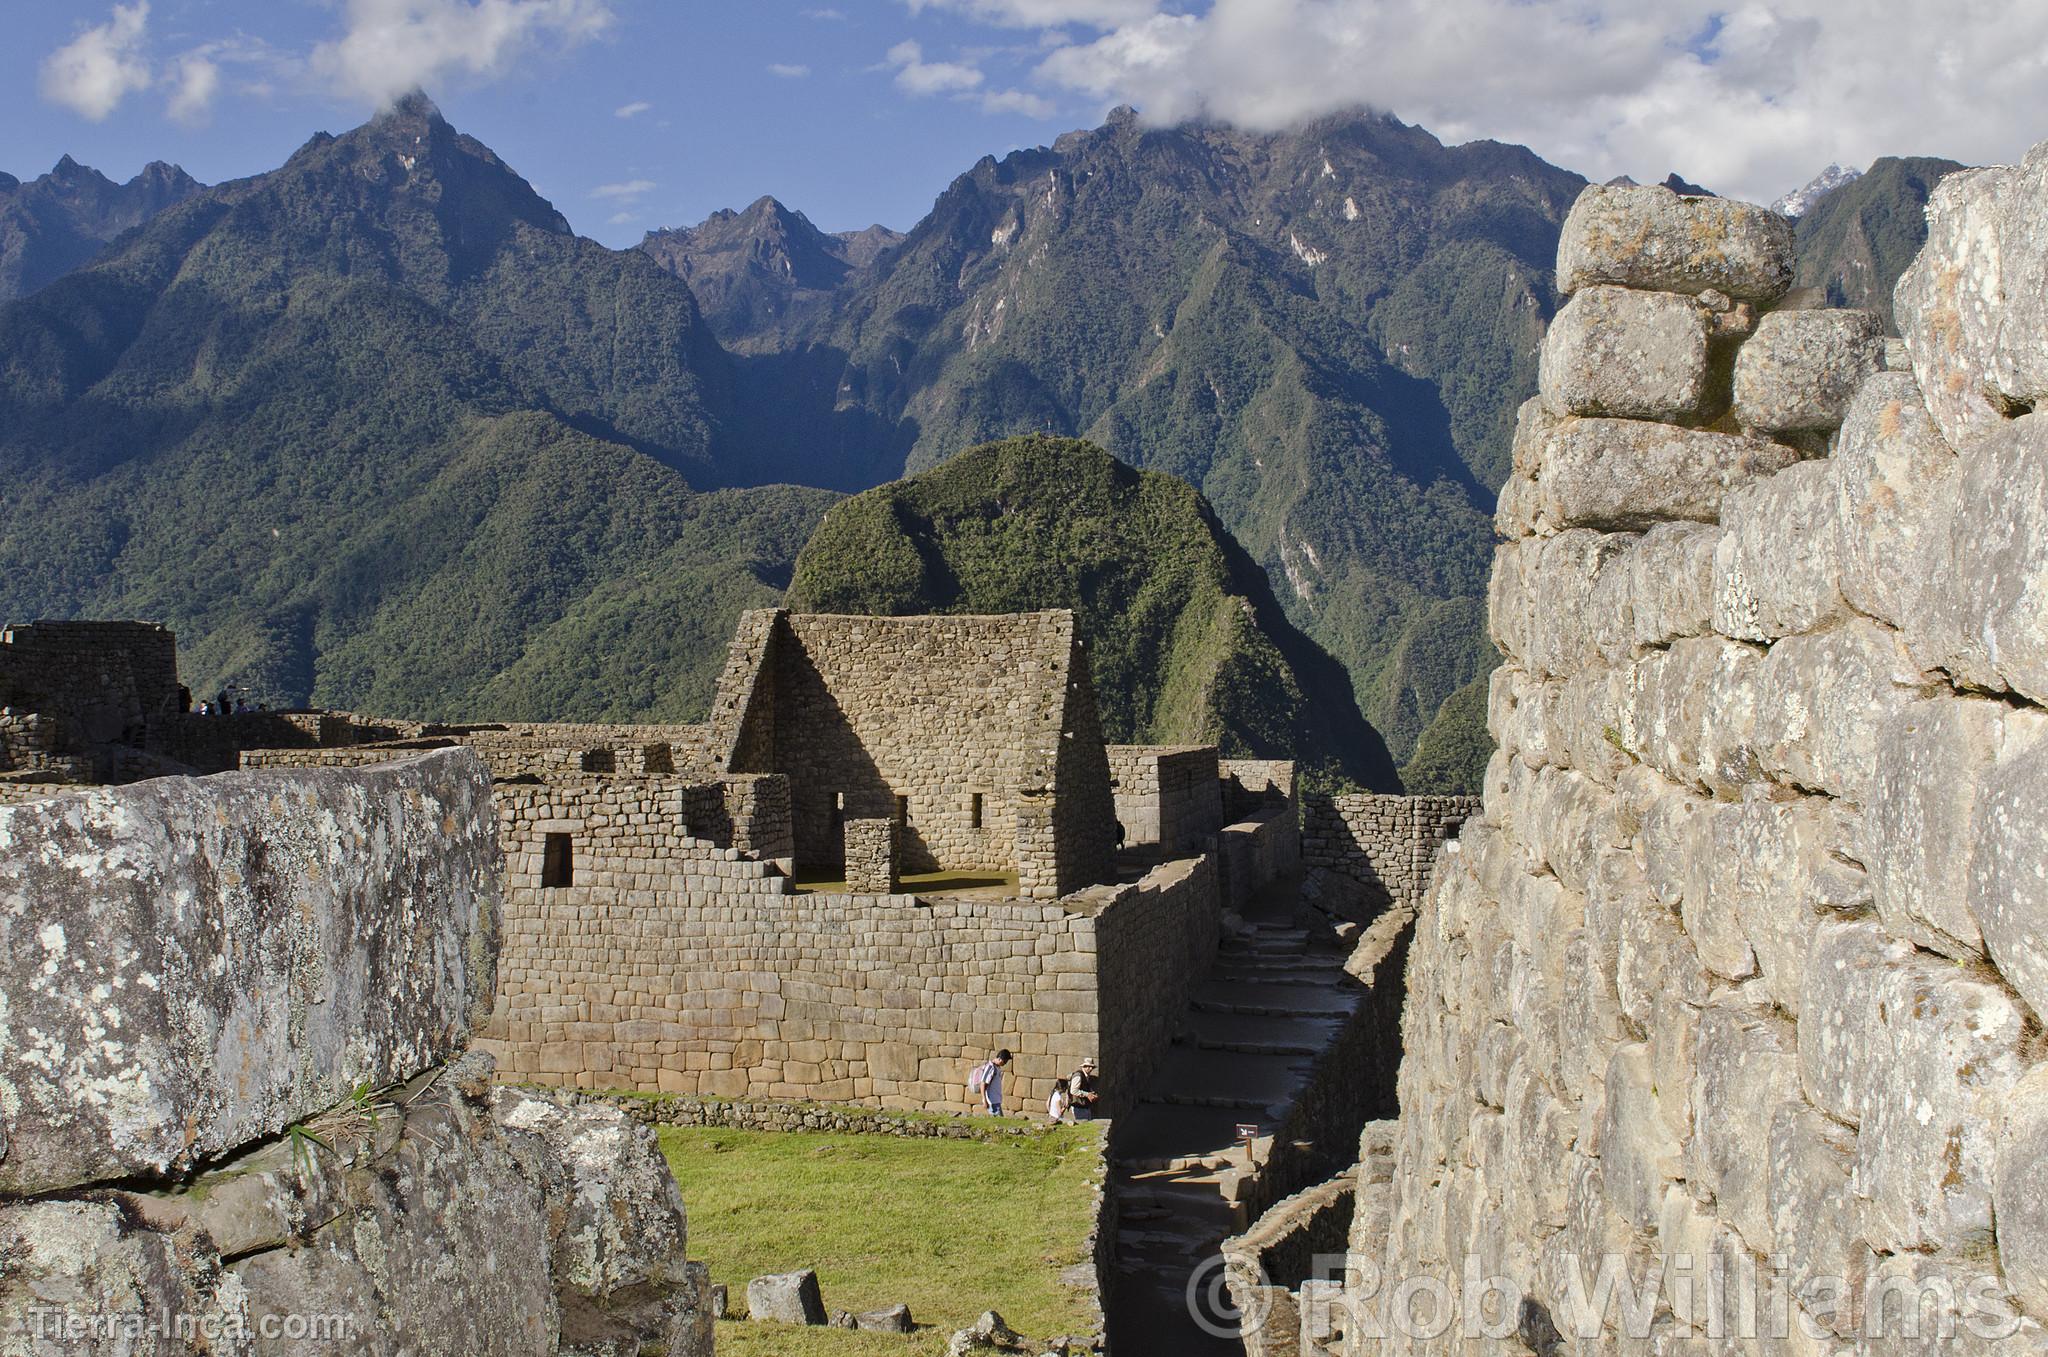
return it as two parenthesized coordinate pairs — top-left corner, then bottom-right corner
(1732, 309), (1886, 433)
(1966, 708), (2048, 1024)
(1556, 184), (1794, 301)
(1539, 285), (1710, 420)
(1832, 370), (1960, 662)
(1870, 698), (2005, 958)
(1797, 920), (1909, 1126)
(1945, 414), (2048, 705)
(1522, 414), (1802, 532)
(1999, 1066), (2048, 1320)
(0, 1199), (250, 1353)
(0, 749), (501, 1194)
(1712, 458), (1845, 641)
(1896, 147), (2048, 453)
(1753, 619), (1936, 805)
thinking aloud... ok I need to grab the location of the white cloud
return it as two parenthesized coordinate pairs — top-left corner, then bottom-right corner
(1025, 0), (2048, 205)
(590, 178), (654, 199)
(615, 99), (651, 118)
(165, 53), (221, 125)
(311, 0), (615, 108)
(607, 209), (638, 224)
(804, 7), (848, 17)
(906, 0), (1159, 27)
(40, 2), (155, 121)
(887, 39), (985, 95)
(982, 87), (1056, 117)
(768, 62), (812, 78)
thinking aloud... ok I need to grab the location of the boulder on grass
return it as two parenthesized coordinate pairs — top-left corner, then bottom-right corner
(747, 1268), (827, 1325)
(858, 1303), (915, 1333)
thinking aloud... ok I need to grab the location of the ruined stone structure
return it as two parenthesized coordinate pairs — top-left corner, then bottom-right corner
(1292, 159), (2048, 1354)
(1108, 745), (1225, 853)
(0, 750), (712, 1354)
(1302, 794), (1480, 918)
(0, 621), (183, 788)
(215, 609), (1301, 1121)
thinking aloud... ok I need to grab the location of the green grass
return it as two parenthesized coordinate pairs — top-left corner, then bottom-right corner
(660, 1123), (1104, 1355)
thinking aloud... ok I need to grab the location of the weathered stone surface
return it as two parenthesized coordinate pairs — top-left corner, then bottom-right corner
(0, 749), (501, 1194)
(1614, 635), (1764, 797)
(1796, 920), (1909, 1126)
(1599, 1044), (1685, 1233)
(1539, 285), (1710, 420)
(1832, 370), (1960, 659)
(1525, 416), (1802, 531)
(1713, 458), (1845, 641)
(1732, 309), (1886, 433)
(1870, 698), (2005, 958)
(1687, 1004), (1799, 1251)
(748, 1268), (827, 1325)
(1768, 1104), (1870, 1338)
(1945, 414), (2048, 705)
(857, 1304), (914, 1333)
(1896, 147), (2048, 453)
(1855, 955), (2027, 1253)
(492, 1087), (690, 1298)
(1556, 183), (1794, 301)
(1999, 1066), (2048, 1319)
(0, 1199), (249, 1351)
(1753, 619), (1935, 805)
(1966, 709), (2048, 1024)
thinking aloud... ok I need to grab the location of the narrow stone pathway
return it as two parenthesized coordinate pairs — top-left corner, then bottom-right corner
(1105, 880), (1364, 1357)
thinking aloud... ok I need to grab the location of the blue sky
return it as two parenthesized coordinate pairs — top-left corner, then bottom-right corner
(5, 1), (1107, 246)
(12, 2), (2048, 244)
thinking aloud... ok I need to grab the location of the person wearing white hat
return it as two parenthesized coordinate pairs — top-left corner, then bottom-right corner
(1068, 1058), (1100, 1121)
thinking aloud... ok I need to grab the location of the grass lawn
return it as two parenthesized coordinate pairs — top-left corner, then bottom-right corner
(659, 1122), (1103, 1355)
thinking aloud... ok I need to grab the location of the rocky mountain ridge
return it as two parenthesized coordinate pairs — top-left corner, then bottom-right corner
(0, 155), (201, 303)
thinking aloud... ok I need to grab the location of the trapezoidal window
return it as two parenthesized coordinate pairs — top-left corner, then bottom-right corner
(541, 832), (574, 888)
(970, 792), (984, 829)
(896, 794), (910, 825)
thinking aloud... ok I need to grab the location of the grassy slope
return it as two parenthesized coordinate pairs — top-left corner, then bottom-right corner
(660, 1124), (1102, 1355)
(786, 435), (1398, 787)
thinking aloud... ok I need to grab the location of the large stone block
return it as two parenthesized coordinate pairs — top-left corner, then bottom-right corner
(1896, 145), (2048, 453)
(1855, 955), (2027, 1253)
(1768, 1104), (1870, 1339)
(1712, 458), (1845, 641)
(1753, 619), (1935, 806)
(1525, 415), (1802, 532)
(0, 1199), (249, 1350)
(1797, 919), (1910, 1125)
(1614, 635), (1764, 797)
(1869, 698), (2005, 959)
(1732, 309), (1886, 434)
(1945, 414), (2048, 705)
(1687, 1004), (1799, 1252)
(0, 749), (501, 1194)
(1998, 1065), (2048, 1320)
(1832, 370), (1960, 661)
(1966, 708), (2048, 1024)
(1555, 183), (1794, 301)
(1539, 286), (1710, 420)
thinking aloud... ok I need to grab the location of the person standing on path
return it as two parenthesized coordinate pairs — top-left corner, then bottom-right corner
(971, 1049), (1011, 1116)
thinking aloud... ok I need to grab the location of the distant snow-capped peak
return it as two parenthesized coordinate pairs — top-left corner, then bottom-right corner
(1773, 163), (1863, 219)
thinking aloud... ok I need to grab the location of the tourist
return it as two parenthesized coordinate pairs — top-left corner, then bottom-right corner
(1068, 1058), (1100, 1121)
(1047, 1078), (1071, 1124)
(215, 689), (230, 717)
(970, 1049), (1011, 1116)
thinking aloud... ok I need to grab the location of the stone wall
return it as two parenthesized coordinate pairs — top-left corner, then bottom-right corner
(477, 769), (1223, 1118)
(0, 621), (183, 778)
(0, 750), (709, 1354)
(713, 609), (1115, 898)
(845, 815), (899, 892)
(1107, 744), (1224, 851)
(1218, 801), (1303, 911)
(1302, 793), (1478, 914)
(1343, 166), (2048, 1352)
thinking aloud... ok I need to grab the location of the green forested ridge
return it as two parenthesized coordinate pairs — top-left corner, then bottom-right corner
(648, 109), (1576, 787)
(0, 156), (202, 304)
(0, 94), (834, 720)
(787, 436), (1398, 787)
(1792, 156), (1966, 331)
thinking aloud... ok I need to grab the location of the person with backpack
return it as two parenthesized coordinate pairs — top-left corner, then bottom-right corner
(1047, 1078), (1071, 1125)
(969, 1049), (1011, 1116)
(1068, 1058), (1100, 1121)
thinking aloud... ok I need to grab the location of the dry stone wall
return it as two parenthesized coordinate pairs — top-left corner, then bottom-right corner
(1342, 168), (2048, 1354)
(1304, 794), (1479, 915)
(477, 773), (1220, 1117)
(1108, 744), (1225, 851)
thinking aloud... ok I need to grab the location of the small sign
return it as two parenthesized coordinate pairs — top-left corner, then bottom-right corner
(1235, 1123), (1259, 1143)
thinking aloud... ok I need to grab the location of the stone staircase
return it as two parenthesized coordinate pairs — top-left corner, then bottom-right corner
(1105, 893), (1364, 1357)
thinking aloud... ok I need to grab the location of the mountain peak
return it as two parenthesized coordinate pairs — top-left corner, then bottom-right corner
(378, 89), (445, 125)
(1772, 162), (1864, 219)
